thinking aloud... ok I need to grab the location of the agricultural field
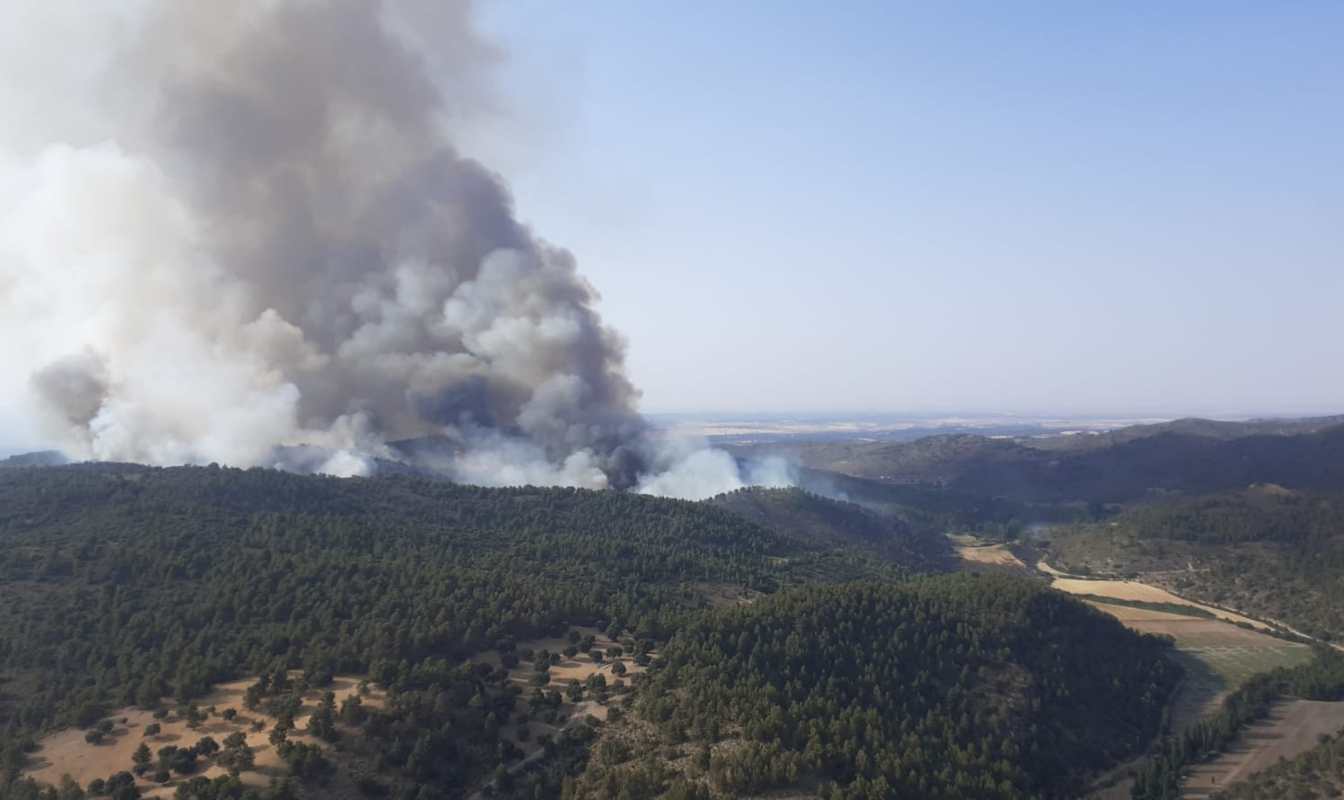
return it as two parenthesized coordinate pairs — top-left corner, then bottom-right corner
(950, 534), (1031, 573)
(1045, 564), (1315, 719)
(1051, 577), (1270, 631)
(1181, 699), (1344, 799)
(1085, 600), (1314, 727)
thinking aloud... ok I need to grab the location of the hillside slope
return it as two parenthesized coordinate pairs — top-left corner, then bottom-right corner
(1047, 487), (1344, 640)
(575, 576), (1181, 800)
(0, 463), (907, 799)
(706, 487), (953, 571)
(739, 424), (1344, 504)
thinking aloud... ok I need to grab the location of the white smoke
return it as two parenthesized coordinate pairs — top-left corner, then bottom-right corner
(636, 436), (796, 499)
(0, 0), (787, 500)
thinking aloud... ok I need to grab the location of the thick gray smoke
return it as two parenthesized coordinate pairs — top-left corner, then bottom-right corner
(0, 0), (786, 498)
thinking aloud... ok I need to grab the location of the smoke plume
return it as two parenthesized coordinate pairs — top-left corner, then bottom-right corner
(0, 1), (781, 498)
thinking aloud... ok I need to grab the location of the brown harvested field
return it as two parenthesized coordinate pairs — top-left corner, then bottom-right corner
(24, 675), (382, 797)
(956, 543), (1027, 570)
(1036, 559), (1072, 578)
(1081, 601), (1200, 623)
(1181, 700), (1344, 798)
(1052, 578), (1269, 630)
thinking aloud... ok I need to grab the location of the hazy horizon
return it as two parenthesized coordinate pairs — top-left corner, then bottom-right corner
(475, 2), (1344, 416)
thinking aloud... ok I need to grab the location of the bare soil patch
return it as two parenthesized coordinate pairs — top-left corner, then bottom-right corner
(957, 543), (1027, 570)
(24, 674), (382, 796)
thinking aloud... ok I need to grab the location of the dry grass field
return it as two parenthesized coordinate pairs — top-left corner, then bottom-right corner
(950, 534), (1032, 574)
(956, 542), (1028, 570)
(1052, 578), (1268, 631)
(1180, 700), (1344, 799)
(24, 675), (382, 797)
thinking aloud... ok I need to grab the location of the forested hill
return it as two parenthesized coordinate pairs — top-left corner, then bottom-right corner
(706, 486), (953, 571)
(735, 423), (1344, 503)
(1048, 486), (1344, 640)
(579, 575), (1181, 800)
(0, 464), (903, 734)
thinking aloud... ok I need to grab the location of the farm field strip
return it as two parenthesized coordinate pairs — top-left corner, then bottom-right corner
(1084, 600), (1313, 729)
(1180, 699), (1344, 799)
(1050, 577), (1269, 631)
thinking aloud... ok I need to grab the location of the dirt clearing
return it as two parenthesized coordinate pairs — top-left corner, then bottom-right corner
(957, 543), (1027, 570)
(951, 534), (1031, 574)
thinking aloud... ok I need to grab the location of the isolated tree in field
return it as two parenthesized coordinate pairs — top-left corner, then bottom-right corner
(217, 741), (255, 776)
(132, 742), (152, 772)
(142, 722), (161, 738)
(106, 771), (138, 800)
(193, 735), (219, 757)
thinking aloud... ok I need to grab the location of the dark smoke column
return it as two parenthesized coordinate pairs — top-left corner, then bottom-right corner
(18, 1), (651, 486)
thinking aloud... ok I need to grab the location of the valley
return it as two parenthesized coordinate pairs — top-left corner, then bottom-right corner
(0, 3), (1337, 797)
(6, 415), (1344, 799)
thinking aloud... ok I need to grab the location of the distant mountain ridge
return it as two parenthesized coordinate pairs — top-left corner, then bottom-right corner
(1024, 414), (1344, 452)
(729, 417), (1344, 503)
(0, 450), (67, 468)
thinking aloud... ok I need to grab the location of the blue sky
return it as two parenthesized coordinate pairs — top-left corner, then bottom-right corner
(473, 2), (1342, 416)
